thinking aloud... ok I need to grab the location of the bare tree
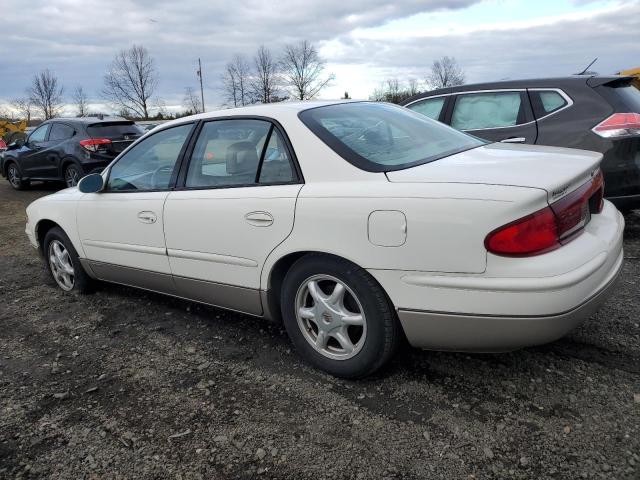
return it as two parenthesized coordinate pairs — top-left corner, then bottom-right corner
(407, 78), (420, 97)
(369, 78), (416, 104)
(10, 97), (33, 122)
(28, 69), (64, 119)
(102, 45), (158, 119)
(72, 86), (89, 117)
(250, 46), (282, 104)
(427, 56), (465, 89)
(183, 86), (203, 113)
(221, 54), (252, 107)
(280, 40), (334, 100)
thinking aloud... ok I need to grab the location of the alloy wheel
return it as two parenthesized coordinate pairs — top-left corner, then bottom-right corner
(7, 165), (20, 188)
(295, 274), (367, 360)
(48, 240), (75, 291)
(65, 166), (80, 187)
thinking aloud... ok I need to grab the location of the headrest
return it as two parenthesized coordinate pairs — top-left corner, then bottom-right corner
(226, 142), (259, 175)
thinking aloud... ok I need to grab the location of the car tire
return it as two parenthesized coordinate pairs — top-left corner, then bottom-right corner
(281, 253), (401, 378)
(64, 163), (82, 188)
(43, 227), (94, 294)
(6, 162), (29, 190)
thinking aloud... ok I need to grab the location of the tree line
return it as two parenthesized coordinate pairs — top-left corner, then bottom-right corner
(5, 42), (464, 122)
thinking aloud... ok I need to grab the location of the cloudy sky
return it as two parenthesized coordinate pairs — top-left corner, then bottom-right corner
(0, 0), (638, 116)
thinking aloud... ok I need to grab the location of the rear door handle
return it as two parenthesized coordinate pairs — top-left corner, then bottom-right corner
(500, 137), (526, 144)
(137, 211), (157, 224)
(245, 211), (273, 227)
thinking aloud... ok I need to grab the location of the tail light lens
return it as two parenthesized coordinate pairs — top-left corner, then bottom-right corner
(592, 113), (640, 138)
(486, 170), (604, 256)
(80, 138), (111, 152)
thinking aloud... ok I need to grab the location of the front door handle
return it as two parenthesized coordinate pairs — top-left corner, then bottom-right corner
(500, 137), (526, 144)
(137, 211), (157, 224)
(245, 211), (273, 227)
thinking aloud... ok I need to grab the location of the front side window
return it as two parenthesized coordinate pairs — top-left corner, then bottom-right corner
(185, 119), (274, 188)
(107, 123), (193, 191)
(49, 123), (75, 141)
(451, 92), (523, 130)
(298, 102), (484, 172)
(406, 97), (446, 120)
(28, 124), (49, 143)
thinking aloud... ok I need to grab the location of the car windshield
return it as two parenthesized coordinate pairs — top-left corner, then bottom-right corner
(298, 102), (485, 172)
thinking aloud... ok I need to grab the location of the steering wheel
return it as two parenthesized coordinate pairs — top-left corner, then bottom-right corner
(151, 165), (174, 189)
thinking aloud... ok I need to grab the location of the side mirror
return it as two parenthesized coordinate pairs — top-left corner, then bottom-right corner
(78, 173), (104, 193)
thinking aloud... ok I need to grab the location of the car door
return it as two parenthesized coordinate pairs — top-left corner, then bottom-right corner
(77, 122), (195, 293)
(163, 118), (303, 315)
(448, 90), (538, 144)
(19, 123), (51, 177)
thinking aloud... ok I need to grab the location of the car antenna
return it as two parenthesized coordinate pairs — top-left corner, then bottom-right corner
(576, 57), (598, 75)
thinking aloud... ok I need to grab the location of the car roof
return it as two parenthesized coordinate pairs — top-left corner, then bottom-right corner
(157, 100), (364, 130)
(402, 75), (632, 104)
(43, 116), (133, 125)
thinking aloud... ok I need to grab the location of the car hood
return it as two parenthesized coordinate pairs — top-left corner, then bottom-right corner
(386, 143), (603, 203)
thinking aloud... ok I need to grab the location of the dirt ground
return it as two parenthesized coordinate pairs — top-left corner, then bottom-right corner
(0, 180), (638, 480)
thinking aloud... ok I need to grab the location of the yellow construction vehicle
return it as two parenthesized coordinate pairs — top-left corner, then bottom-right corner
(0, 119), (28, 144)
(618, 67), (640, 89)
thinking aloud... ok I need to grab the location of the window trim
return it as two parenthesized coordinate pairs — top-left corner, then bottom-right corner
(174, 115), (304, 192)
(527, 88), (574, 122)
(102, 121), (197, 193)
(448, 90), (533, 132)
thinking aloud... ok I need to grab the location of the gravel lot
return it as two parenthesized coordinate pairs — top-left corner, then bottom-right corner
(0, 180), (639, 480)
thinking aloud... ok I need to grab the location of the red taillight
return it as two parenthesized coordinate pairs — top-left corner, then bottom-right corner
(80, 138), (111, 152)
(486, 170), (605, 257)
(592, 113), (640, 138)
(0, 139), (6, 149)
(485, 207), (559, 256)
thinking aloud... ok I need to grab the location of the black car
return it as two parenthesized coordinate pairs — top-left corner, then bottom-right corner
(1, 117), (143, 190)
(401, 76), (640, 211)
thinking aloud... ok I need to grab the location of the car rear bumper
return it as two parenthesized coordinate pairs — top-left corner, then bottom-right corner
(369, 201), (625, 351)
(396, 249), (622, 351)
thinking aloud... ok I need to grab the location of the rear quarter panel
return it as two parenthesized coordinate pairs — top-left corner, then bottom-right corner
(261, 181), (547, 289)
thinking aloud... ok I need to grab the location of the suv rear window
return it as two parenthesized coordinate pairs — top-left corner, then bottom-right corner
(611, 85), (640, 111)
(299, 102), (484, 172)
(87, 122), (143, 139)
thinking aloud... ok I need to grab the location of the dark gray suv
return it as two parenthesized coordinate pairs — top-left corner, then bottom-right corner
(2, 117), (143, 190)
(402, 76), (640, 212)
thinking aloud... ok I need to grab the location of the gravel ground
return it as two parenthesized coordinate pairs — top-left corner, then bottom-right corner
(0, 180), (639, 480)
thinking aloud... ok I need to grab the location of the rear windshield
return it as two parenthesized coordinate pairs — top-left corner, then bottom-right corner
(611, 85), (640, 111)
(298, 102), (485, 172)
(87, 122), (143, 139)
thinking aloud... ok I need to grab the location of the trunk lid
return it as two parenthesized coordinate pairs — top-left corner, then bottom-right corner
(386, 143), (602, 203)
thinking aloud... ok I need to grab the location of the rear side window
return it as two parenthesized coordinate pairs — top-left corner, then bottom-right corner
(530, 90), (569, 118)
(451, 92), (523, 130)
(299, 102), (484, 172)
(406, 97), (445, 120)
(49, 123), (75, 141)
(87, 122), (143, 139)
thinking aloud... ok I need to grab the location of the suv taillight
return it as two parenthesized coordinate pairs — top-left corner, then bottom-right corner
(80, 138), (111, 152)
(592, 113), (640, 138)
(485, 170), (604, 256)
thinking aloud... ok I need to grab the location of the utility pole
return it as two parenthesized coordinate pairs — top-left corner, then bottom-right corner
(197, 58), (205, 113)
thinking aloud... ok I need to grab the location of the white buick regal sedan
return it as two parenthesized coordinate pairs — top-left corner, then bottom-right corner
(25, 101), (624, 378)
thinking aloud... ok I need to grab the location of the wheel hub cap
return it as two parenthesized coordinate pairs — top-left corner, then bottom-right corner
(48, 240), (75, 291)
(295, 274), (367, 360)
